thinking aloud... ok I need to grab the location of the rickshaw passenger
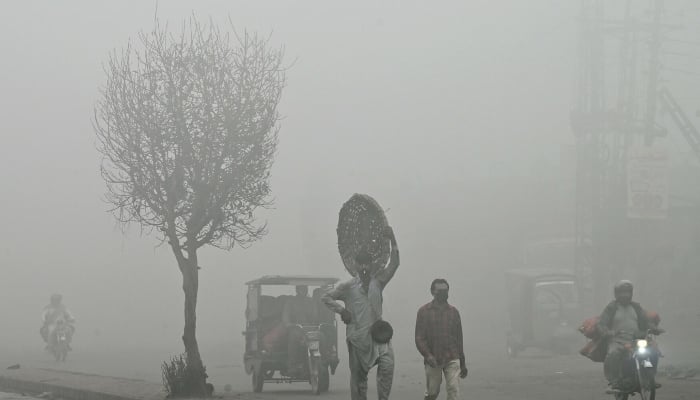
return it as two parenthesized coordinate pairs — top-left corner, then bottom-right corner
(282, 286), (316, 324)
(283, 285), (317, 375)
(260, 296), (286, 352)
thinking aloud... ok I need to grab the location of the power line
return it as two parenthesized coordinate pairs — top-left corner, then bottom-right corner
(665, 37), (700, 46)
(662, 65), (700, 77)
(661, 49), (700, 60)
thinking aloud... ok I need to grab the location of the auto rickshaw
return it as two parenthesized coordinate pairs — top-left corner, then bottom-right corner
(243, 275), (340, 394)
(505, 268), (582, 357)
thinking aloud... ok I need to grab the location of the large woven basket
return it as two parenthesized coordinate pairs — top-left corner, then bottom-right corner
(337, 194), (390, 277)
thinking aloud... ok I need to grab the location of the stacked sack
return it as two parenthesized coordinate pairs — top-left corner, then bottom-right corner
(578, 316), (606, 362)
(578, 311), (661, 362)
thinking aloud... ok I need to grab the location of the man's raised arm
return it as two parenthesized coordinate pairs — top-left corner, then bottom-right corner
(377, 226), (400, 287)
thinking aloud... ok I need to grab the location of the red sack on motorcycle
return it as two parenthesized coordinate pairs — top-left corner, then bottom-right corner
(579, 336), (607, 363)
(646, 310), (660, 326)
(578, 316), (600, 339)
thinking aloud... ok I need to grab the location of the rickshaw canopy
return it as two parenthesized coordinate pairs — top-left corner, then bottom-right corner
(245, 275), (340, 287)
(505, 268), (580, 347)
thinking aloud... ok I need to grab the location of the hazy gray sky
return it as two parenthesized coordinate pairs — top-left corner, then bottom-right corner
(2, 0), (697, 373)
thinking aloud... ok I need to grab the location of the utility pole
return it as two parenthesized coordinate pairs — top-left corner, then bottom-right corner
(573, 0), (607, 313)
(645, 0), (664, 144)
(572, 0), (670, 312)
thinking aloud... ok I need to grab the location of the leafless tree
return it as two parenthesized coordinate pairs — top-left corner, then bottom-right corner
(94, 17), (285, 395)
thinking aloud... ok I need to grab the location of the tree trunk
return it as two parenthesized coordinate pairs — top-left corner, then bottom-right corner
(179, 250), (208, 397)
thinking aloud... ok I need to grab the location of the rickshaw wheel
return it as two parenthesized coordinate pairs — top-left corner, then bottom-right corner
(637, 368), (656, 400)
(319, 363), (330, 392)
(309, 358), (321, 395)
(252, 366), (265, 393)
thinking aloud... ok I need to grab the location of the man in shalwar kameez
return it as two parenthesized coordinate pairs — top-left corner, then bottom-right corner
(322, 227), (400, 400)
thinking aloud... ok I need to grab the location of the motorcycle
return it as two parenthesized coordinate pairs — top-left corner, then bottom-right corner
(49, 319), (72, 362)
(304, 328), (325, 394)
(607, 330), (663, 400)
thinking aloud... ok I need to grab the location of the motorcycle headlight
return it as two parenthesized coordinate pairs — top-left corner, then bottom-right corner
(637, 339), (648, 349)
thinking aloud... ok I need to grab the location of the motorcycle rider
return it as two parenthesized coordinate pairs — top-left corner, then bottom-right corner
(597, 280), (655, 390)
(41, 294), (75, 349)
(282, 285), (316, 375)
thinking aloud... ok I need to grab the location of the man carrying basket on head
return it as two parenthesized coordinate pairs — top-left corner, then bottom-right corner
(322, 225), (400, 400)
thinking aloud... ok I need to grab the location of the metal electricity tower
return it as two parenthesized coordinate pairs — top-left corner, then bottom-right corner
(570, 0), (700, 312)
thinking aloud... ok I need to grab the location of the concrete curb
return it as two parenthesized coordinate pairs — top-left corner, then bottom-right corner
(0, 369), (165, 400)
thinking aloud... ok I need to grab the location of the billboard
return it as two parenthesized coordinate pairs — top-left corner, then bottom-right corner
(626, 144), (669, 219)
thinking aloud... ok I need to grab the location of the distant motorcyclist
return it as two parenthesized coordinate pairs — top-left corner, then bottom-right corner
(597, 280), (655, 389)
(41, 294), (75, 349)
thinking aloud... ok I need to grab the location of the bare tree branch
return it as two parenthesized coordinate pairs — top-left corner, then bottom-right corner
(95, 19), (286, 395)
(95, 18), (286, 253)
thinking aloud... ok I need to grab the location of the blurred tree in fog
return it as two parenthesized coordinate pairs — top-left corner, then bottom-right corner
(94, 17), (286, 395)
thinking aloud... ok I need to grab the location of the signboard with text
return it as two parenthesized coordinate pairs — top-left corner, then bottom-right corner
(627, 144), (669, 219)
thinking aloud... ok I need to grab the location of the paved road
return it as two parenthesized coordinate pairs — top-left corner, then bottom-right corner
(12, 350), (697, 400)
(3, 353), (699, 400)
(222, 355), (700, 400)
(4, 327), (700, 400)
